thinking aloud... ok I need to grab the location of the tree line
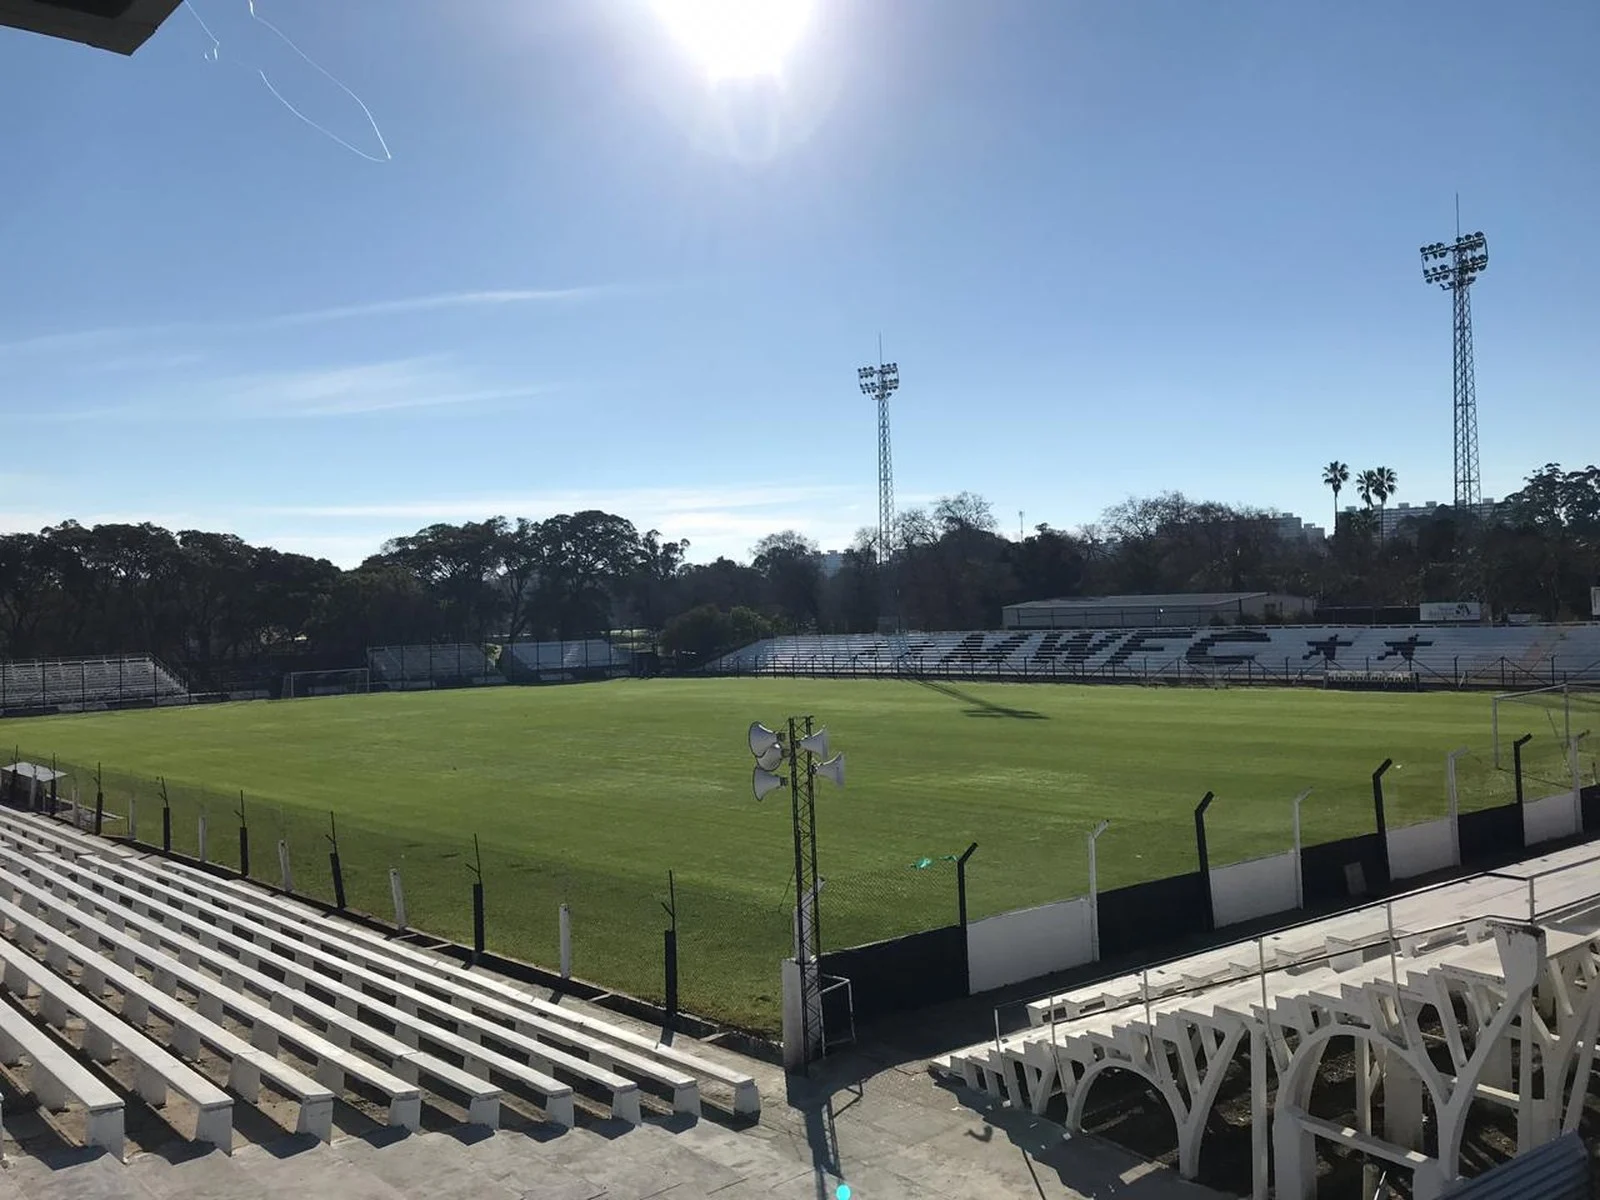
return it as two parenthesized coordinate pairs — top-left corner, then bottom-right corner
(0, 462), (1594, 674)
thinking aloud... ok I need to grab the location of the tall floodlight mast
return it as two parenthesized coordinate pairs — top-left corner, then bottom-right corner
(858, 354), (900, 632)
(1420, 215), (1489, 511)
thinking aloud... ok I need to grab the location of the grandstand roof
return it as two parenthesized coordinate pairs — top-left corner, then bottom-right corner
(0, 0), (180, 55)
(1008, 592), (1274, 611)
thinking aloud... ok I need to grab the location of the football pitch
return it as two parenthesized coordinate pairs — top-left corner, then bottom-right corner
(1, 678), (1513, 1033)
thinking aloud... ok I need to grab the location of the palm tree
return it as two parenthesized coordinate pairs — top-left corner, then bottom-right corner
(1357, 468), (1377, 511)
(1372, 466), (1398, 541)
(1322, 461), (1349, 532)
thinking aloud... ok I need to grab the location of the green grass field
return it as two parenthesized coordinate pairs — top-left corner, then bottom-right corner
(0, 678), (1519, 1033)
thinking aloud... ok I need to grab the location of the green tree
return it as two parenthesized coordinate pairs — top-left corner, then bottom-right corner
(1322, 461), (1349, 531)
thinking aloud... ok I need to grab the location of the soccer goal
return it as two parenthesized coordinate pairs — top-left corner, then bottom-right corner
(1492, 683), (1599, 764)
(283, 668), (371, 699)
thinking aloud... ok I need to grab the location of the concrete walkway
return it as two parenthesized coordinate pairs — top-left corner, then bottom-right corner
(3, 1004), (1227, 1200)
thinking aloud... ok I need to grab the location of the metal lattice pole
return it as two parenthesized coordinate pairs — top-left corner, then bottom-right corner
(1420, 211), (1489, 513)
(1452, 278), (1481, 511)
(858, 353), (901, 633)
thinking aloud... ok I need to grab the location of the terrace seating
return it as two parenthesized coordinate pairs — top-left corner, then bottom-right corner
(502, 639), (631, 680)
(0, 987), (126, 1158)
(0, 802), (762, 1160)
(707, 624), (1600, 686)
(0, 929), (235, 1152)
(367, 644), (504, 688)
(0, 656), (188, 713)
(0, 887), (337, 1141)
(935, 842), (1600, 1199)
(0, 840), (429, 1131)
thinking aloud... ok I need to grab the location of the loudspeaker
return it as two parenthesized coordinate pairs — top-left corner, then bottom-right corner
(813, 753), (845, 789)
(753, 766), (786, 802)
(755, 742), (784, 771)
(798, 727), (829, 758)
(748, 722), (782, 758)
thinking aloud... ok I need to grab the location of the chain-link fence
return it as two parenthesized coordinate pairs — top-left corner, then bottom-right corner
(1452, 746), (1519, 814)
(818, 855), (963, 951)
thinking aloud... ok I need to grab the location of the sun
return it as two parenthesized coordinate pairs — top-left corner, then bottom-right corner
(651, 0), (814, 82)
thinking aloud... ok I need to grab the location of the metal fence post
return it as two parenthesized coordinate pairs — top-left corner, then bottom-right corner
(955, 842), (979, 929)
(1372, 759), (1394, 889)
(327, 812), (347, 909)
(1513, 734), (1534, 806)
(1195, 792), (1215, 932)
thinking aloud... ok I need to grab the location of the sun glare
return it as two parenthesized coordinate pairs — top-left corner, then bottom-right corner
(652, 0), (814, 82)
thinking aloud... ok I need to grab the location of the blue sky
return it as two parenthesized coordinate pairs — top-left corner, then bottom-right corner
(1, 0), (1595, 567)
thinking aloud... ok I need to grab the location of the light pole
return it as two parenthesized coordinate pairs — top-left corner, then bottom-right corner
(1087, 819), (1110, 961)
(749, 717), (845, 1070)
(858, 356), (901, 633)
(1420, 220), (1489, 512)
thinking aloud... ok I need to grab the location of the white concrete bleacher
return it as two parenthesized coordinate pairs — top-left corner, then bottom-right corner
(366, 644), (504, 688)
(0, 840), (425, 1133)
(118, 854), (759, 1119)
(157, 858), (760, 1117)
(0, 656), (188, 712)
(936, 841), (1600, 1200)
(0, 987), (126, 1158)
(709, 623), (1600, 685)
(0, 926), (235, 1152)
(0, 802), (761, 1161)
(504, 639), (631, 680)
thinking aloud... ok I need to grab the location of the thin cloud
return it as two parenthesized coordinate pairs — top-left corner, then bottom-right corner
(0, 324), (189, 359)
(255, 483), (861, 521)
(12, 357), (556, 423)
(290, 385), (557, 417)
(260, 288), (617, 327)
(0, 285), (640, 359)
(89, 352), (207, 373)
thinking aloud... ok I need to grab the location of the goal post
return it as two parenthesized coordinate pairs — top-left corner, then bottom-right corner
(1491, 683), (1600, 801)
(283, 668), (371, 699)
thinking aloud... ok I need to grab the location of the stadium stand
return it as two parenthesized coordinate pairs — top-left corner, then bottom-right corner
(502, 638), (631, 683)
(367, 644), (505, 689)
(708, 624), (1600, 687)
(934, 842), (1600, 1199)
(0, 803), (759, 1160)
(0, 655), (189, 715)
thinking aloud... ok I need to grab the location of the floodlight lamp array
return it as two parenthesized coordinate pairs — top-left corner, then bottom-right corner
(1419, 231), (1489, 289)
(858, 362), (900, 397)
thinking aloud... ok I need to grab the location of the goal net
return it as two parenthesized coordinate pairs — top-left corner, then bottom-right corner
(283, 668), (371, 699)
(1491, 683), (1600, 791)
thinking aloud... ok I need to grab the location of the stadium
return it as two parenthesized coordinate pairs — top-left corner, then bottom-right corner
(3, 5), (1600, 1200)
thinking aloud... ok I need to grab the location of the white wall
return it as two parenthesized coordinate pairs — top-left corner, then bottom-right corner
(1211, 850), (1299, 928)
(1525, 792), (1579, 847)
(1388, 817), (1457, 881)
(967, 897), (1093, 994)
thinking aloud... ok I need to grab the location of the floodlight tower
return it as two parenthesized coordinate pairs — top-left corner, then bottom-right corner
(857, 354), (900, 630)
(1420, 219), (1489, 512)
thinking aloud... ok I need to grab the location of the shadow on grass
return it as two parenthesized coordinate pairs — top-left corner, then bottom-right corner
(915, 679), (1048, 721)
